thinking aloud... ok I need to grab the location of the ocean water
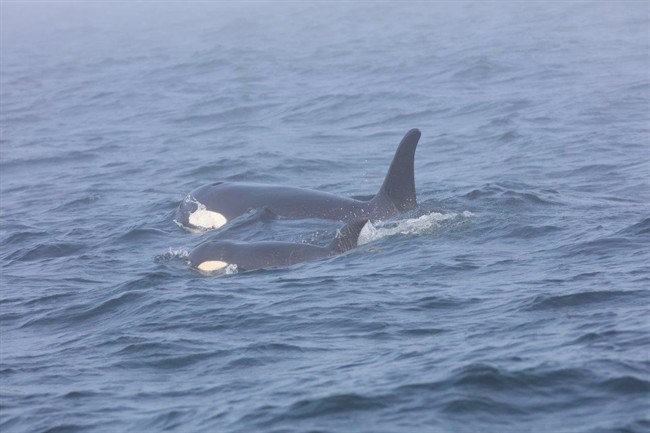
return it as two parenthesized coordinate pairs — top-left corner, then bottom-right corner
(1, 1), (649, 432)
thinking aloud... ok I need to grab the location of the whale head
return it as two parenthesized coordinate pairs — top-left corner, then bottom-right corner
(175, 195), (228, 231)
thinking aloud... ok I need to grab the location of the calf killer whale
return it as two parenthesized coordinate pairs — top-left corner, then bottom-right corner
(176, 128), (421, 231)
(188, 220), (370, 272)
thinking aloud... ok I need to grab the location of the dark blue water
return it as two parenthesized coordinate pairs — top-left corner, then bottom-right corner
(1, 2), (649, 432)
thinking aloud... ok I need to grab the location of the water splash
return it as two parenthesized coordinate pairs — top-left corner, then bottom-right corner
(173, 195), (222, 234)
(358, 220), (378, 246)
(224, 264), (239, 275)
(154, 247), (189, 262)
(359, 211), (473, 245)
(197, 263), (239, 276)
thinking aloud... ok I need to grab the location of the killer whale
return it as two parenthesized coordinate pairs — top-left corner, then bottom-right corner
(176, 128), (421, 231)
(188, 220), (370, 272)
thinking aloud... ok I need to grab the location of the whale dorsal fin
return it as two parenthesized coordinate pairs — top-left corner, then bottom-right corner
(375, 128), (420, 212)
(329, 220), (369, 253)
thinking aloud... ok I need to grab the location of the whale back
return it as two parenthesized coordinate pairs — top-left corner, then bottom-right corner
(176, 129), (421, 232)
(189, 220), (368, 272)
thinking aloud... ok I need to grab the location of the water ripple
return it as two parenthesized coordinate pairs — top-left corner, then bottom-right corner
(1, 1), (648, 432)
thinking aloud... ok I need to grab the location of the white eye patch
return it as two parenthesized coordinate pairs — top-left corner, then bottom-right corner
(189, 208), (228, 229)
(197, 260), (229, 272)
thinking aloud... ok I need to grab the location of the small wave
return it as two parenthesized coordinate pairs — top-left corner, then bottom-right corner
(244, 342), (309, 353)
(23, 292), (74, 307)
(398, 363), (616, 408)
(182, 160), (247, 178)
(39, 423), (87, 433)
(503, 224), (562, 239)
(3, 230), (49, 245)
(62, 390), (100, 399)
(224, 357), (267, 369)
(448, 364), (594, 391)
(398, 327), (446, 336)
(451, 56), (512, 81)
(282, 393), (386, 419)
(20, 291), (144, 329)
(462, 184), (563, 207)
(145, 409), (193, 431)
(497, 130), (523, 143)
(139, 351), (227, 370)
(560, 163), (620, 176)
(0, 151), (98, 171)
(501, 190), (560, 207)
(524, 290), (642, 311)
(110, 337), (230, 370)
(567, 271), (603, 282)
(599, 376), (650, 394)
(118, 227), (168, 242)
(410, 295), (473, 311)
(114, 272), (175, 292)
(280, 93), (369, 123)
(173, 104), (280, 126)
(569, 329), (649, 348)
(563, 236), (644, 258)
(52, 194), (101, 211)
(616, 217), (650, 237)
(6, 242), (85, 262)
(442, 396), (525, 415)
(350, 108), (447, 130)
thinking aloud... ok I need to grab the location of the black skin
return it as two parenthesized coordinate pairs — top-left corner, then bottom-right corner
(177, 129), (420, 230)
(189, 220), (369, 272)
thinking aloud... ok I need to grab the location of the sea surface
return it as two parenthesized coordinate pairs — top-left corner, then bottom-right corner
(1, 2), (649, 432)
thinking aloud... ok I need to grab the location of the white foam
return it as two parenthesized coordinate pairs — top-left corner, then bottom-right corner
(361, 211), (473, 243)
(155, 247), (189, 262)
(358, 220), (378, 246)
(224, 264), (238, 274)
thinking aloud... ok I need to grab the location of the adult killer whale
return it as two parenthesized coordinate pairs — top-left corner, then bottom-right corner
(176, 128), (421, 231)
(188, 220), (370, 272)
